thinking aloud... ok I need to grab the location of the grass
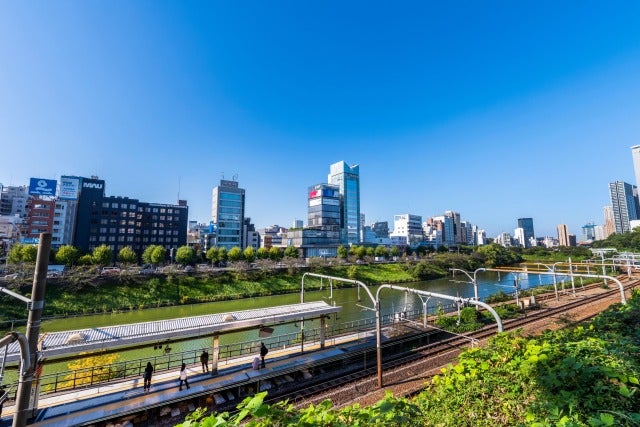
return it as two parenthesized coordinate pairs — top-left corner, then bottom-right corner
(1, 264), (419, 325)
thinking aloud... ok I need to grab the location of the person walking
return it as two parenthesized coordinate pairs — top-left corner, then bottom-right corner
(178, 363), (190, 391)
(260, 342), (268, 369)
(200, 349), (209, 373)
(143, 362), (154, 392)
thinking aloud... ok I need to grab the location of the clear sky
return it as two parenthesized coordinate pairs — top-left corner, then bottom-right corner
(2, 1), (640, 238)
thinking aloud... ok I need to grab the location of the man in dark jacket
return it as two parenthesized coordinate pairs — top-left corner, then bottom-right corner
(260, 342), (268, 368)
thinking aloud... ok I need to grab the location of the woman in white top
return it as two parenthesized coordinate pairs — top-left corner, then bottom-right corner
(179, 363), (190, 391)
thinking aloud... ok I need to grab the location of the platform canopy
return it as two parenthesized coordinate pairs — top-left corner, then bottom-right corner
(3, 301), (341, 363)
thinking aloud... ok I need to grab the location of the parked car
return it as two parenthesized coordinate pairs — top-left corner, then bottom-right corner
(100, 267), (121, 276)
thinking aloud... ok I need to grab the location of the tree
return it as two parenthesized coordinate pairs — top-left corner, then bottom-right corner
(476, 243), (522, 267)
(415, 245), (428, 257)
(150, 246), (167, 265)
(256, 247), (269, 260)
(337, 245), (348, 260)
(55, 245), (80, 266)
(92, 245), (113, 266)
(284, 245), (299, 258)
(118, 246), (137, 265)
(268, 247), (282, 261)
(390, 246), (399, 258)
(217, 247), (228, 264)
(366, 247), (374, 257)
(243, 247), (256, 263)
(355, 245), (367, 260)
(205, 247), (219, 265)
(375, 245), (389, 259)
(142, 245), (159, 265)
(21, 245), (38, 263)
(175, 246), (196, 265)
(7, 243), (23, 264)
(228, 247), (243, 262)
(78, 254), (93, 265)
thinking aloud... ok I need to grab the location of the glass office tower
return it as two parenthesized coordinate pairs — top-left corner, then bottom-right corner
(328, 161), (360, 245)
(609, 180), (639, 234)
(517, 218), (535, 247)
(212, 179), (245, 250)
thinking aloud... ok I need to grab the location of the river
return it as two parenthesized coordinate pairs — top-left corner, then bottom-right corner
(2, 270), (574, 385)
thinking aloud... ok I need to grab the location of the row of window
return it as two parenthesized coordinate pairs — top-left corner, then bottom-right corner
(94, 227), (181, 236)
(89, 235), (181, 244)
(99, 202), (182, 215)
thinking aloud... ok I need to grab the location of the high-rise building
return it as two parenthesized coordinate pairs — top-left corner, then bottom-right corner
(631, 145), (640, 190)
(514, 227), (526, 248)
(608, 180), (640, 234)
(444, 211), (462, 244)
(517, 218), (535, 247)
(371, 221), (389, 238)
(286, 184), (340, 257)
(391, 214), (423, 246)
(557, 224), (571, 247)
(212, 179), (245, 250)
(603, 205), (615, 238)
(594, 225), (605, 241)
(23, 198), (55, 239)
(581, 222), (596, 242)
(328, 161), (360, 245)
(0, 184), (30, 218)
(73, 176), (188, 256)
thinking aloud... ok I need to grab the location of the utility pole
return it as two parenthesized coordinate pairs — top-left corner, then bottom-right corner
(13, 233), (51, 427)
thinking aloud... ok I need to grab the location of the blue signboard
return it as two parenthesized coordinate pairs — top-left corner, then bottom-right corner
(20, 237), (40, 245)
(29, 178), (57, 196)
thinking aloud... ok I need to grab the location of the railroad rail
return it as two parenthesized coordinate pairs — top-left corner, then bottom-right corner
(284, 277), (639, 409)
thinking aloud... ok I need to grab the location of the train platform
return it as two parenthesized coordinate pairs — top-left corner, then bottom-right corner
(0, 330), (378, 427)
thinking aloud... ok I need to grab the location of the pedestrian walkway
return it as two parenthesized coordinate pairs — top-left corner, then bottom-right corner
(0, 330), (378, 427)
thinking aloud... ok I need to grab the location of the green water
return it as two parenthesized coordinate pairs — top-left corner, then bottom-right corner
(1, 271), (566, 386)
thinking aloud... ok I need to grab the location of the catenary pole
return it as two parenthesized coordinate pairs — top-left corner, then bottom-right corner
(13, 233), (51, 427)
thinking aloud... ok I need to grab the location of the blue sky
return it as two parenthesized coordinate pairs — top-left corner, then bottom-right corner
(2, 1), (640, 238)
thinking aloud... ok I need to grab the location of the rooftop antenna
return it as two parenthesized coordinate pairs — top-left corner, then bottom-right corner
(177, 176), (181, 201)
(233, 173), (238, 182)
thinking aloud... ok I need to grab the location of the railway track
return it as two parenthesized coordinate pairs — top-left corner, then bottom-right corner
(283, 278), (639, 409)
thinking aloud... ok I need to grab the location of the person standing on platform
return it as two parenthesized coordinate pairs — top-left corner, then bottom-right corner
(200, 349), (209, 373)
(178, 363), (190, 391)
(260, 342), (268, 368)
(143, 362), (154, 392)
(0, 384), (5, 418)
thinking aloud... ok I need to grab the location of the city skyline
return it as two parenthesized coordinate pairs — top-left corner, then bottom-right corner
(2, 2), (640, 237)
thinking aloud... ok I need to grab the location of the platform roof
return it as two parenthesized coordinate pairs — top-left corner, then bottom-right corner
(3, 301), (341, 363)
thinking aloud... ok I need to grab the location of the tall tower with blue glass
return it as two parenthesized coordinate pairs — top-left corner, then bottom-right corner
(328, 161), (361, 245)
(609, 180), (639, 234)
(517, 218), (535, 247)
(212, 179), (245, 250)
